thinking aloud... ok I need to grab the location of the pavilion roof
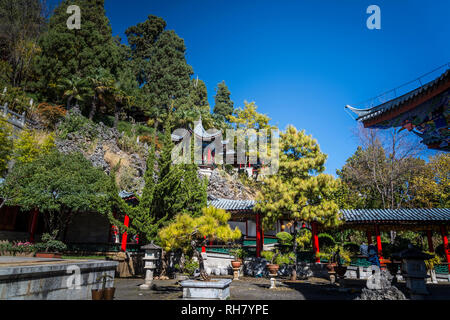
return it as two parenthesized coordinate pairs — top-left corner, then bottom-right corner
(207, 197), (450, 224)
(345, 68), (450, 123)
(207, 196), (256, 212)
(171, 117), (222, 142)
(340, 208), (450, 224)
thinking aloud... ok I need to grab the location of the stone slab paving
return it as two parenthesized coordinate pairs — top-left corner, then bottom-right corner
(113, 276), (450, 300)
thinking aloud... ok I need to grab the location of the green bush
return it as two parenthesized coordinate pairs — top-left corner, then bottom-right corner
(318, 233), (336, 249)
(276, 232), (293, 246)
(57, 111), (98, 139)
(34, 231), (67, 253)
(343, 242), (360, 254)
(183, 257), (199, 276)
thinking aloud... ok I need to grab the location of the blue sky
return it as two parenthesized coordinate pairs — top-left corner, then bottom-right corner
(70, 1), (450, 174)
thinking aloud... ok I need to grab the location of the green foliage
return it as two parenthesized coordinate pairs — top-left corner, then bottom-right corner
(183, 257), (199, 276)
(34, 0), (123, 103)
(261, 250), (294, 265)
(256, 125), (341, 230)
(13, 130), (55, 163)
(230, 247), (247, 260)
(57, 110), (99, 139)
(0, 86), (32, 113)
(126, 15), (193, 125)
(318, 233), (336, 249)
(0, 0), (45, 88)
(0, 118), (13, 176)
(34, 231), (67, 253)
(159, 206), (241, 255)
(276, 232), (293, 245)
(424, 251), (441, 271)
(343, 242), (360, 254)
(5, 150), (114, 235)
(213, 81), (234, 119)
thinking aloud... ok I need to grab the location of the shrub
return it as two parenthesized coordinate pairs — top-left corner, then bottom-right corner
(343, 242), (360, 254)
(318, 233), (336, 249)
(230, 247), (247, 260)
(57, 110), (98, 139)
(276, 231), (293, 245)
(34, 231), (67, 253)
(0, 86), (32, 114)
(36, 103), (66, 129)
(183, 257), (199, 276)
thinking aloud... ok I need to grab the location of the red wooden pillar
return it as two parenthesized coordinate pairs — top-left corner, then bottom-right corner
(121, 215), (130, 252)
(202, 235), (206, 253)
(312, 221), (320, 263)
(427, 230), (434, 253)
(256, 213), (262, 257)
(374, 224), (383, 259)
(207, 149), (211, 165)
(367, 230), (372, 245)
(440, 225), (450, 273)
(29, 208), (39, 243)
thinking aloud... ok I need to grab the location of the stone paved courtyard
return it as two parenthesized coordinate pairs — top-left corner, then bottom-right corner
(113, 276), (450, 300)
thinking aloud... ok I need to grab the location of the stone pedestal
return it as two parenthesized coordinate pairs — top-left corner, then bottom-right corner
(180, 279), (232, 300)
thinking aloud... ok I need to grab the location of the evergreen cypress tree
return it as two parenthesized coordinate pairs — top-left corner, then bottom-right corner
(33, 0), (123, 103)
(213, 81), (234, 120)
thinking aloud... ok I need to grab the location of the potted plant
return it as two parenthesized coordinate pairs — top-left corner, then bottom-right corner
(230, 247), (246, 268)
(91, 274), (115, 300)
(35, 231), (67, 259)
(261, 250), (281, 275)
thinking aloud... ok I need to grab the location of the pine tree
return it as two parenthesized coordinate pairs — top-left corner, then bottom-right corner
(33, 0), (123, 103)
(213, 81), (234, 120)
(125, 15), (193, 126)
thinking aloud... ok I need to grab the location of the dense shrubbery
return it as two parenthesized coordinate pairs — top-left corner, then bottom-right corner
(318, 233), (336, 249)
(57, 110), (99, 139)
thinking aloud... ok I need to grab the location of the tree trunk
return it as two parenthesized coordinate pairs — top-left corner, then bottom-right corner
(191, 239), (210, 281)
(67, 96), (73, 110)
(114, 103), (121, 129)
(292, 221), (298, 280)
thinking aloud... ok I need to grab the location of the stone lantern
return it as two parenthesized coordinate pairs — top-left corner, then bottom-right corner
(392, 245), (433, 299)
(140, 241), (162, 290)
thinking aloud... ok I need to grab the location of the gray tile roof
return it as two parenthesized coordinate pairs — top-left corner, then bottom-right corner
(346, 68), (450, 122)
(207, 196), (256, 211)
(341, 208), (450, 223)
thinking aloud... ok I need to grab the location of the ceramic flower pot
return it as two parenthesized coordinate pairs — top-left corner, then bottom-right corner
(103, 287), (116, 300)
(231, 261), (241, 268)
(267, 264), (279, 275)
(326, 262), (336, 273)
(91, 289), (104, 300)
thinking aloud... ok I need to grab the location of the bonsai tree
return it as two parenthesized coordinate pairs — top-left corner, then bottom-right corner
(159, 206), (241, 280)
(230, 247), (247, 262)
(35, 230), (67, 253)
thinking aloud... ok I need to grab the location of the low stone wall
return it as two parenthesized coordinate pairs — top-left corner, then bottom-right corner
(0, 257), (118, 300)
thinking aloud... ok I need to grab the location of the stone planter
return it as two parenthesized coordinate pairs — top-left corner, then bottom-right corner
(180, 279), (232, 300)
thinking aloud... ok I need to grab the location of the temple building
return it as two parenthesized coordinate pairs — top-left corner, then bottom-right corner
(346, 67), (449, 151)
(171, 117), (263, 177)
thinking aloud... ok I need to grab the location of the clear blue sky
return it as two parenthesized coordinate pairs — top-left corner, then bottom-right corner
(72, 1), (450, 175)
